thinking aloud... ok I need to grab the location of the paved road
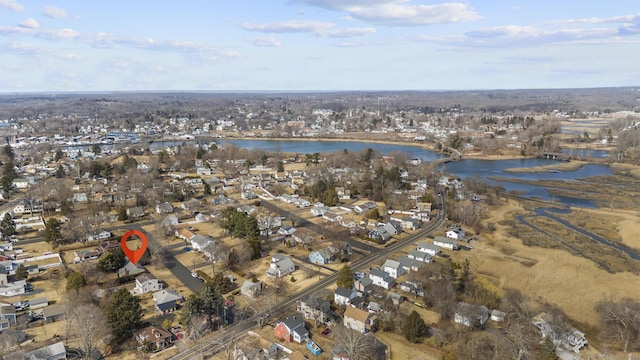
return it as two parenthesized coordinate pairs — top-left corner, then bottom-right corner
(169, 200), (447, 359)
(129, 224), (204, 294)
(260, 200), (375, 252)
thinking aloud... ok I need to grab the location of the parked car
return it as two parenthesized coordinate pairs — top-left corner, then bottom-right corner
(191, 272), (199, 278)
(183, 247), (192, 252)
(321, 328), (331, 336)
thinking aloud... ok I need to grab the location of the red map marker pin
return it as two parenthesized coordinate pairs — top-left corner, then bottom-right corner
(120, 229), (148, 265)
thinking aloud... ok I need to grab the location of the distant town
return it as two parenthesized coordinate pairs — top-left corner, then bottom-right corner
(0, 89), (639, 360)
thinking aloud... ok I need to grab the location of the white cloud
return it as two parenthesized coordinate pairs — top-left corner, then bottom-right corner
(245, 36), (282, 47)
(0, 0), (23, 11)
(43, 5), (74, 19)
(294, 0), (482, 26)
(550, 13), (640, 25)
(19, 18), (39, 30)
(321, 27), (376, 37)
(241, 20), (375, 38)
(241, 20), (335, 33)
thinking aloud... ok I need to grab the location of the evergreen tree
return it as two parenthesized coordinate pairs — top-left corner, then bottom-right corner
(44, 218), (62, 246)
(54, 149), (64, 161)
(117, 207), (128, 221)
(65, 272), (87, 292)
(203, 182), (212, 196)
(15, 264), (28, 280)
(0, 212), (16, 238)
(97, 248), (127, 272)
(105, 288), (143, 340)
(402, 310), (428, 343)
(336, 264), (354, 289)
(54, 164), (66, 178)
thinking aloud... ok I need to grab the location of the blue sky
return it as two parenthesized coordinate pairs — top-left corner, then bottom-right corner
(0, 0), (639, 92)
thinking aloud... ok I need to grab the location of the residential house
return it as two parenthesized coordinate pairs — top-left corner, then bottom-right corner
(181, 198), (202, 211)
(99, 240), (120, 253)
(0, 305), (16, 328)
(153, 289), (183, 314)
(41, 305), (65, 322)
(0, 280), (26, 297)
(190, 235), (214, 252)
(133, 273), (163, 295)
(322, 211), (342, 223)
(369, 268), (395, 290)
(399, 281), (425, 297)
(382, 259), (404, 278)
(454, 302), (489, 328)
(240, 280), (266, 298)
(382, 221), (402, 236)
(335, 187), (351, 200)
(266, 254), (295, 278)
(277, 224), (296, 236)
(446, 226), (465, 240)
(354, 201), (376, 214)
(532, 312), (589, 354)
(274, 315), (309, 343)
(175, 228), (195, 241)
(399, 217), (420, 230)
(368, 226), (391, 243)
(73, 193), (88, 203)
(343, 306), (377, 334)
(203, 243), (230, 264)
(398, 256), (425, 272)
(196, 166), (212, 176)
(73, 249), (101, 263)
(334, 287), (357, 306)
(296, 296), (331, 324)
(308, 247), (335, 265)
(490, 309), (507, 323)
(135, 325), (174, 352)
(21, 341), (66, 360)
(126, 206), (145, 219)
(408, 250), (433, 264)
(354, 276), (373, 295)
(416, 242), (440, 256)
(118, 260), (146, 277)
(434, 236), (459, 250)
(28, 297), (49, 310)
(155, 202), (174, 214)
(234, 333), (278, 360)
(386, 292), (405, 306)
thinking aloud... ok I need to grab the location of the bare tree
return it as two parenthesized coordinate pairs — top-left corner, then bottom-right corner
(596, 297), (640, 352)
(187, 315), (210, 360)
(332, 326), (376, 360)
(69, 303), (109, 358)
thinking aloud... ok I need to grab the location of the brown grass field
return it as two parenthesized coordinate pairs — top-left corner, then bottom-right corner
(456, 200), (640, 327)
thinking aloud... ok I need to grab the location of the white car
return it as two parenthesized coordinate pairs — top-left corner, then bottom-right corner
(191, 272), (198, 278)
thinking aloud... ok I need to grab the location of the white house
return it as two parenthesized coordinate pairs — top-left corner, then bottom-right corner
(334, 287), (357, 306)
(454, 302), (489, 328)
(407, 250), (433, 264)
(381, 259), (404, 279)
(416, 242), (440, 256)
(0, 280), (26, 297)
(369, 268), (395, 290)
(190, 235), (214, 252)
(266, 254), (295, 278)
(434, 236), (458, 250)
(446, 226), (465, 240)
(133, 274), (163, 295)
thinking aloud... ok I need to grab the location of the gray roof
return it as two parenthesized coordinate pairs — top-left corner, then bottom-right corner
(382, 259), (402, 269)
(369, 268), (389, 279)
(153, 289), (182, 305)
(335, 286), (355, 298)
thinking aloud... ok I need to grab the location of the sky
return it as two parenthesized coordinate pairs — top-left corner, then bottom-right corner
(0, 0), (639, 92)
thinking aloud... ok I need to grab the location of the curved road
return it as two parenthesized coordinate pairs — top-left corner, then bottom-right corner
(169, 199), (447, 360)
